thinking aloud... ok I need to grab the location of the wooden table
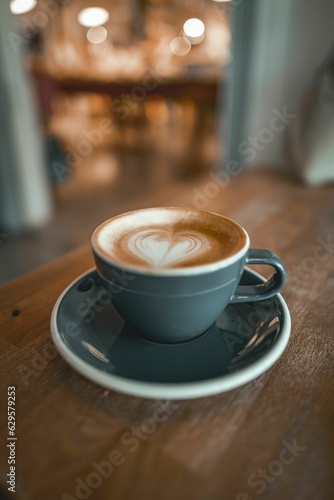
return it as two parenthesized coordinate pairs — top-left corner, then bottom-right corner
(1, 169), (333, 500)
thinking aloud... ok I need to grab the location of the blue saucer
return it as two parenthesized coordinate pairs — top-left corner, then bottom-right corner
(51, 268), (290, 399)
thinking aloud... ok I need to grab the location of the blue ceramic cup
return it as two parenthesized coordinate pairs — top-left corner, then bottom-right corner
(92, 208), (286, 343)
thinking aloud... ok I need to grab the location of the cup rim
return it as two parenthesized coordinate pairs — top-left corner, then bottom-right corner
(91, 207), (250, 276)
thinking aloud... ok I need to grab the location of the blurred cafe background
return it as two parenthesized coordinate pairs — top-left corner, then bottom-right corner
(1, 0), (334, 284)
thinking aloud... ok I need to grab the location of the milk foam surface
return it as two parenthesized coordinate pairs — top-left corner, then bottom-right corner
(94, 208), (246, 270)
(126, 228), (211, 267)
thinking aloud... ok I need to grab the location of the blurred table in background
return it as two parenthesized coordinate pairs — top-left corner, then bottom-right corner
(42, 75), (218, 108)
(35, 73), (219, 177)
(0, 168), (333, 500)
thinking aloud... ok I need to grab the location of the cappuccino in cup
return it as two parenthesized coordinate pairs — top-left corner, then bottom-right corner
(93, 208), (247, 272)
(92, 208), (286, 343)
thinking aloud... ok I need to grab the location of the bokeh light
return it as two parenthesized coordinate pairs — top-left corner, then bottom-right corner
(87, 26), (108, 44)
(169, 37), (191, 56)
(78, 7), (109, 28)
(10, 0), (37, 15)
(183, 18), (205, 38)
(144, 95), (169, 125)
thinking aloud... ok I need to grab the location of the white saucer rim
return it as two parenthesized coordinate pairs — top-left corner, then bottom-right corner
(50, 268), (291, 400)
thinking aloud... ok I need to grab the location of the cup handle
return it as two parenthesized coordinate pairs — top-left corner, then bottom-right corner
(230, 249), (286, 303)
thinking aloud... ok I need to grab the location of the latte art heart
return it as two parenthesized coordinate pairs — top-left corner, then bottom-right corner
(126, 228), (211, 268)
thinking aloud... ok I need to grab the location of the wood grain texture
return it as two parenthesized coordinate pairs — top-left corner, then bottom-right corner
(0, 169), (333, 500)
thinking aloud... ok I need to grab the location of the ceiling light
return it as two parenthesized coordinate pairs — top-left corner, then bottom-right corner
(78, 7), (109, 28)
(183, 18), (205, 38)
(10, 0), (37, 15)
